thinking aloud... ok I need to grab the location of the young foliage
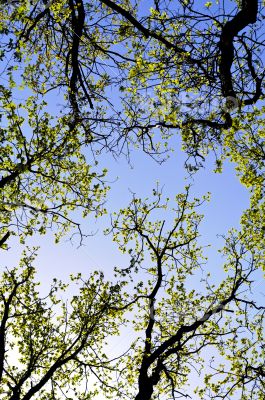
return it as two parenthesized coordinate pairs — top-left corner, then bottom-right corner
(0, 88), (108, 245)
(0, 1), (264, 399)
(0, 0), (264, 247)
(108, 189), (264, 400)
(0, 249), (124, 400)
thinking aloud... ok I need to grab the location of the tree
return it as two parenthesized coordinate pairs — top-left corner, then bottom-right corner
(0, 248), (124, 400)
(1, 189), (264, 400)
(0, 0), (264, 248)
(108, 188), (264, 399)
(0, 1), (264, 399)
(1, 0), (264, 160)
(0, 86), (108, 246)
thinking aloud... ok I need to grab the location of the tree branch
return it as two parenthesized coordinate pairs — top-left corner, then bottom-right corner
(219, 0), (258, 98)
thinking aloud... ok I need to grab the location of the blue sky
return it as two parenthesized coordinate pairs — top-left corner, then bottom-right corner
(0, 1), (262, 397)
(2, 138), (252, 398)
(3, 131), (250, 286)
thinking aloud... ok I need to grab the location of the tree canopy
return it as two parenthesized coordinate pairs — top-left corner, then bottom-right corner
(0, 250), (124, 399)
(0, 0), (264, 399)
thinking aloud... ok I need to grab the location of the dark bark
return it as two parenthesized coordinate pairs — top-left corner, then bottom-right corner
(0, 156), (34, 189)
(0, 281), (23, 383)
(68, 0), (93, 116)
(100, 0), (210, 77)
(135, 379), (154, 400)
(219, 0), (258, 98)
(0, 231), (10, 247)
(21, 7), (50, 42)
(0, 170), (20, 189)
(134, 274), (244, 400)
